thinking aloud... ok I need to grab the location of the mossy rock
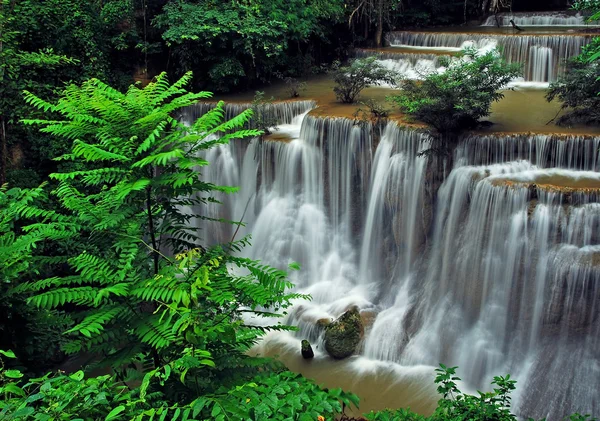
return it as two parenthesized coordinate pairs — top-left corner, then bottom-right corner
(324, 307), (363, 359)
(301, 339), (314, 359)
(316, 318), (333, 329)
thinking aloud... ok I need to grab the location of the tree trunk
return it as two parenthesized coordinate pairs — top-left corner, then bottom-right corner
(375, 0), (384, 47)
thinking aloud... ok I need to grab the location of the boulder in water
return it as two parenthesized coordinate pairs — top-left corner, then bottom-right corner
(301, 339), (314, 359)
(324, 306), (363, 359)
(316, 317), (333, 329)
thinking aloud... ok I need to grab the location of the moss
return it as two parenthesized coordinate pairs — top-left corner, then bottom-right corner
(324, 307), (363, 359)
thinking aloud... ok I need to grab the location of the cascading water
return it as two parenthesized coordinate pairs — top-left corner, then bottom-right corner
(354, 49), (446, 80)
(385, 32), (589, 84)
(482, 12), (596, 27)
(189, 99), (600, 420)
(455, 133), (600, 170)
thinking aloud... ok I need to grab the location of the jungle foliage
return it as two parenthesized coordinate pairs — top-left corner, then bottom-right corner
(391, 48), (521, 153)
(1, 0), (527, 190)
(546, 0), (600, 126)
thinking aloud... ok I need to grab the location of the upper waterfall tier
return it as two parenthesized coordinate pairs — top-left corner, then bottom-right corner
(385, 31), (590, 83)
(456, 133), (600, 170)
(482, 12), (596, 27)
(354, 49), (446, 81)
(182, 100), (317, 124)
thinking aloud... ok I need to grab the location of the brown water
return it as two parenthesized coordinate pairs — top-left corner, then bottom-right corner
(252, 334), (440, 417)
(218, 75), (600, 135)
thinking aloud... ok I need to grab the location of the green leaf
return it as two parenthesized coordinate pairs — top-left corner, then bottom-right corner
(0, 350), (16, 359)
(3, 383), (25, 396)
(4, 369), (24, 379)
(105, 405), (125, 421)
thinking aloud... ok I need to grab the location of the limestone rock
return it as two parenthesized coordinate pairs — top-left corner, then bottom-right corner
(324, 306), (363, 359)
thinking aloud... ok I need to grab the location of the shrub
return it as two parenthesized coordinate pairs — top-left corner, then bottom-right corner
(250, 91), (279, 135)
(546, 55), (600, 126)
(390, 48), (521, 154)
(331, 57), (399, 103)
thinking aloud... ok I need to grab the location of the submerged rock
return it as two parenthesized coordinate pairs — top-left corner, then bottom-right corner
(324, 306), (363, 359)
(301, 339), (314, 359)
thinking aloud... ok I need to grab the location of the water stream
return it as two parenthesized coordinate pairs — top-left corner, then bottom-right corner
(190, 13), (600, 420)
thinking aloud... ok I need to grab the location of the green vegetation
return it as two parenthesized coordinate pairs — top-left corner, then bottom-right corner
(391, 48), (521, 154)
(0, 73), (361, 420)
(331, 57), (398, 103)
(0, 0), (598, 419)
(546, 57), (600, 126)
(546, 0), (600, 126)
(0, 71), (593, 421)
(363, 365), (596, 421)
(155, 0), (345, 91)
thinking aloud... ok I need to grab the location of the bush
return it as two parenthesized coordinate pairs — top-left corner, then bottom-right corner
(331, 57), (398, 103)
(250, 91), (279, 135)
(390, 48), (521, 153)
(546, 56), (600, 126)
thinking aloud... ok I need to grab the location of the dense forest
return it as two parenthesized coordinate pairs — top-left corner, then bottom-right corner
(1, 0), (600, 419)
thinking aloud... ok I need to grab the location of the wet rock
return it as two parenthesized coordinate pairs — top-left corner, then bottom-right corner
(316, 318), (333, 329)
(301, 339), (315, 359)
(324, 306), (364, 359)
(360, 309), (378, 331)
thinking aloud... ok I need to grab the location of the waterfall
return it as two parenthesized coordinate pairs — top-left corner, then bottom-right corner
(183, 100), (317, 124)
(187, 102), (600, 420)
(386, 32), (590, 83)
(455, 133), (600, 170)
(354, 49), (445, 80)
(482, 12), (596, 27)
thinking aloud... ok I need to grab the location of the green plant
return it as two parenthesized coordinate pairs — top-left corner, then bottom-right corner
(0, 186), (72, 371)
(250, 91), (280, 135)
(331, 57), (398, 103)
(546, 55), (600, 127)
(16, 72), (305, 391)
(390, 48), (521, 154)
(0, 71), (364, 421)
(352, 98), (391, 126)
(431, 364), (517, 421)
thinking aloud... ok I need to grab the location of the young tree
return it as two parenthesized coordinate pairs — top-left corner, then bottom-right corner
(331, 56), (398, 103)
(390, 48), (521, 154)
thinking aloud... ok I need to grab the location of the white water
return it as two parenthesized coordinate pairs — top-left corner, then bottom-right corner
(482, 12), (596, 27)
(190, 102), (600, 420)
(384, 32), (589, 84)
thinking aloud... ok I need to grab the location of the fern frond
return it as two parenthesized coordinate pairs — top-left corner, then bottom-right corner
(65, 307), (123, 338)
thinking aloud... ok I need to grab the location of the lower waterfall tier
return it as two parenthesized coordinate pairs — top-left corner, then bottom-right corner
(188, 102), (600, 420)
